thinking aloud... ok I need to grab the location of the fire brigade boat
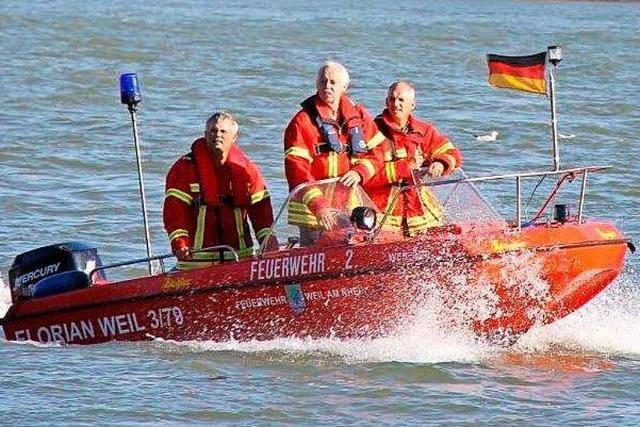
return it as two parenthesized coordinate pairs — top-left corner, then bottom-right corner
(0, 168), (632, 345)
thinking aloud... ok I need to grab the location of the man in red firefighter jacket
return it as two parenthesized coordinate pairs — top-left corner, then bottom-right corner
(284, 61), (386, 244)
(364, 80), (462, 236)
(164, 111), (276, 270)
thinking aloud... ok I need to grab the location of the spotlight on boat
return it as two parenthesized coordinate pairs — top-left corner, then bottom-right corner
(119, 73), (142, 107)
(350, 207), (377, 231)
(548, 45), (562, 65)
(553, 204), (569, 224)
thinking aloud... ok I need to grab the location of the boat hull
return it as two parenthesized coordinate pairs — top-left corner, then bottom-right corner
(1, 221), (628, 345)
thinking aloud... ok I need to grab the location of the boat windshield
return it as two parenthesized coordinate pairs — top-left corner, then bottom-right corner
(262, 179), (380, 253)
(261, 171), (507, 254)
(409, 168), (507, 227)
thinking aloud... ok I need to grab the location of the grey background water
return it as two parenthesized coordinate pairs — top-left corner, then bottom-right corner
(1, 0), (639, 424)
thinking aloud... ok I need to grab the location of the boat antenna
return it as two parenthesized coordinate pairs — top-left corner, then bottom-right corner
(119, 73), (153, 275)
(547, 45), (562, 171)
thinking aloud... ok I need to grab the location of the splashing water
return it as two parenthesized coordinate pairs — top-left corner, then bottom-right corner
(516, 265), (640, 357)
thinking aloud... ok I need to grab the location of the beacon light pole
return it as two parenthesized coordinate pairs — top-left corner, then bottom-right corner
(119, 73), (153, 275)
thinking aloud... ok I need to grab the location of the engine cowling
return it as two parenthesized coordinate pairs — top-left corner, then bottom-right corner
(8, 242), (105, 303)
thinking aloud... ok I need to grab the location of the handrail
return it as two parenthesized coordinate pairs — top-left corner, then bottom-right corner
(89, 252), (174, 282)
(88, 245), (239, 282)
(425, 165), (610, 186)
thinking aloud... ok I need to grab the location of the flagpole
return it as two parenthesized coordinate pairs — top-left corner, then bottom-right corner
(547, 45), (562, 171)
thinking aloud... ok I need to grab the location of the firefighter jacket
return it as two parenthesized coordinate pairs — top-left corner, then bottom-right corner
(364, 109), (463, 236)
(163, 138), (275, 269)
(284, 94), (386, 228)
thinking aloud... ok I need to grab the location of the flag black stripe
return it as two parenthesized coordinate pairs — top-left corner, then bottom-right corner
(487, 52), (547, 67)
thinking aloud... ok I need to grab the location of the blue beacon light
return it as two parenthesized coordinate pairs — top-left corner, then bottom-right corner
(119, 73), (142, 107)
(119, 72), (153, 274)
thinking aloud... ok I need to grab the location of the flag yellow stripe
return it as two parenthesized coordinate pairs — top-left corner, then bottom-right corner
(489, 74), (546, 95)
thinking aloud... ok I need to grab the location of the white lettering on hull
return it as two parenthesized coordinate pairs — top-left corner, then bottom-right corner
(250, 253), (326, 281)
(14, 306), (184, 344)
(235, 286), (367, 310)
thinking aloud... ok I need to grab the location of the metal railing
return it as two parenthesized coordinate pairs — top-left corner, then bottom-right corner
(89, 245), (239, 282)
(410, 165), (610, 231)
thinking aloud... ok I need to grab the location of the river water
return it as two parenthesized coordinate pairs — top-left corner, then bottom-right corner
(1, 0), (639, 424)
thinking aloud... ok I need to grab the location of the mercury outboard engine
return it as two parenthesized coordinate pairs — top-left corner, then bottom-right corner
(8, 242), (105, 303)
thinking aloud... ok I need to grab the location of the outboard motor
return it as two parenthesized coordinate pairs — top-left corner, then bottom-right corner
(8, 242), (105, 303)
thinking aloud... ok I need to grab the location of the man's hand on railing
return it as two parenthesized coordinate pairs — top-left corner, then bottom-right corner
(174, 246), (192, 261)
(339, 170), (362, 187)
(427, 162), (445, 177)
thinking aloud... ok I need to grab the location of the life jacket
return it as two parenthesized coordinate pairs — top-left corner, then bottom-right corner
(301, 96), (368, 155)
(191, 139), (251, 208)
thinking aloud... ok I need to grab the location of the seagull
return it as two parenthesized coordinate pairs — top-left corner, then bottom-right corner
(559, 133), (576, 139)
(474, 130), (499, 142)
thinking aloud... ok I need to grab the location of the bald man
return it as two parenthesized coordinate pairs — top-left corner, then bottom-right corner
(364, 80), (462, 236)
(283, 61), (386, 244)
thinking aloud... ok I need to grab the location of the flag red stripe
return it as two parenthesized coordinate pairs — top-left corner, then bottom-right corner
(488, 60), (545, 79)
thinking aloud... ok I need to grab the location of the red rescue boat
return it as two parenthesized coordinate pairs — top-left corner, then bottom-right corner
(0, 169), (632, 345)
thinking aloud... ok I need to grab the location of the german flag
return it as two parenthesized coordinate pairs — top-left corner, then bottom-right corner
(487, 52), (547, 95)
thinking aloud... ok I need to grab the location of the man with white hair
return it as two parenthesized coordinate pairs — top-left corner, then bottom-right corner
(284, 61), (386, 244)
(164, 111), (276, 269)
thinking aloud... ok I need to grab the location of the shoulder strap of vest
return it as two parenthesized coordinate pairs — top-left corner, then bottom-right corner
(375, 115), (398, 160)
(374, 115), (389, 137)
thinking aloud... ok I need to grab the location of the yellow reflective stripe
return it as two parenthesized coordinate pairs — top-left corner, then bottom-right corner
(419, 187), (443, 220)
(192, 247), (254, 260)
(194, 205), (207, 250)
(256, 227), (271, 241)
(384, 151), (393, 162)
(168, 228), (189, 242)
(328, 151), (339, 177)
(351, 159), (375, 178)
(289, 201), (313, 214)
(166, 188), (193, 205)
(176, 260), (212, 270)
(366, 131), (385, 149)
(407, 215), (440, 226)
(285, 146), (313, 163)
(385, 162), (397, 184)
(384, 186), (400, 213)
(408, 214), (442, 235)
(432, 141), (455, 156)
(192, 251), (217, 260)
(189, 183), (200, 192)
(302, 188), (323, 205)
(396, 148), (408, 158)
(288, 213), (319, 226)
(380, 214), (403, 230)
(233, 208), (247, 251)
(251, 189), (270, 205)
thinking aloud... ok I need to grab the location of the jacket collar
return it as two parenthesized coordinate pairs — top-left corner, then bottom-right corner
(380, 109), (427, 136)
